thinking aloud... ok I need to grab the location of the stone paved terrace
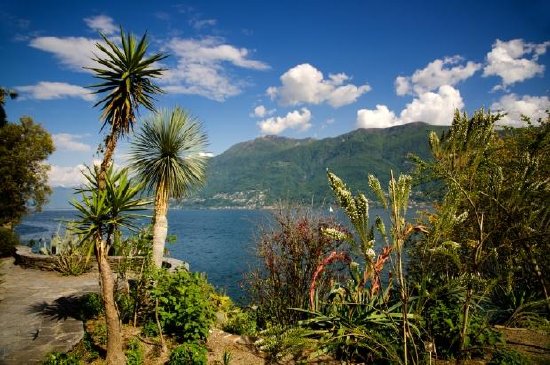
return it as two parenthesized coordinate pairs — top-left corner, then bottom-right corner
(0, 257), (99, 364)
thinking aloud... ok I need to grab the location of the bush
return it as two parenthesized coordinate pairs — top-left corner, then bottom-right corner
(246, 207), (344, 327)
(42, 351), (82, 365)
(151, 268), (215, 342)
(488, 348), (530, 365)
(168, 342), (207, 365)
(0, 227), (19, 257)
(77, 292), (104, 321)
(223, 308), (257, 336)
(125, 337), (144, 365)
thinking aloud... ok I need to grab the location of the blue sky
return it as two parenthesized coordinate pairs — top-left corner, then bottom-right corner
(1, 0), (549, 187)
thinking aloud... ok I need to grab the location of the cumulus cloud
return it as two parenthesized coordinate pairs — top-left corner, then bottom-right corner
(258, 108), (312, 135)
(396, 56), (481, 96)
(48, 164), (87, 187)
(483, 39), (550, 90)
(251, 105), (275, 118)
(267, 64), (370, 108)
(29, 36), (99, 71)
(162, 37), (269, 101)
(357, 105), (398, 128)
(357, 85), (464, 128)
(52, 134), (92, 152)
(84, 15), (117, 35)
(491, 94), (550, 126)
(16, 82), (95, 101)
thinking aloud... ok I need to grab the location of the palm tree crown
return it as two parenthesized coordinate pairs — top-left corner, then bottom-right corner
(87, 28), (167, 135)
(130, 107), (209, 199)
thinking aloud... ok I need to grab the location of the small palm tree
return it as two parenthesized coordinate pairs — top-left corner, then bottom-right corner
(129, 107), (209, 268)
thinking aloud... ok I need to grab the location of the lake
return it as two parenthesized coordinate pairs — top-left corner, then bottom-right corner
(15, 207), (419, 301)
(15, 209), (270, 301)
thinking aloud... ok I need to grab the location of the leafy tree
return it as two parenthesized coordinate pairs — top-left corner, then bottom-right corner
(0, 87), (18, 127)
(0, 117), (54, 229)
(129, 107), (208, 268)
(86, 28), (166, 365)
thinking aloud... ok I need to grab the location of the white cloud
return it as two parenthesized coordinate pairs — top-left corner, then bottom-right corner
(491, 94), (550, 126)
(396, 56), (481, 96)
(357, 85), (464, 128)
(29, 36), (99, 71)
(48, 164), (87, 187)
(483, 39), (550, 90)
(251, 105), (275, 118)
(16, 81), (95, 101)
(394, 76), (411, 96)
(190, 18), (217, 30)
(258, 108), (312, 135)
(268, 63), (370, 108)
(52, 134), (92, 152)
(162, 37), (269, 101)
(357, 105), (398, 128)
(84, 15), (117, 35)
(400, 85), (464, 125)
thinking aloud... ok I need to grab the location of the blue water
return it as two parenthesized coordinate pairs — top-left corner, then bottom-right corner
(15, 207), (421, 301)
(15, 209), (269, 301)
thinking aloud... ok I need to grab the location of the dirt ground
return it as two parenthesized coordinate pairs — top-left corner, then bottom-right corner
(77, 320), (549, 364)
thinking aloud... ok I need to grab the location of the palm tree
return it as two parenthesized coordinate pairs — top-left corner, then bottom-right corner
(129, 107), (208, 268)
(86, 28), (166, 365)
(87, 28), (167, 188)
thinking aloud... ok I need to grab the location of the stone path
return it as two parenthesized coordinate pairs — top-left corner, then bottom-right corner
(0, 257), (99, 364)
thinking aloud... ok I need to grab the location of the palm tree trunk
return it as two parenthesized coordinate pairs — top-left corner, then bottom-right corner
(152, 183), (169, 268)
(97, 128), (126, 364)
(96, 241), (126, 365)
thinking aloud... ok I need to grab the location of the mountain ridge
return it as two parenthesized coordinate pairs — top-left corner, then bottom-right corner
(47, 122), (446, 210)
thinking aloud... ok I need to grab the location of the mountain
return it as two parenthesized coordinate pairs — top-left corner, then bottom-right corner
(46, 122), (445, 210)
(184, 122), (446, 208)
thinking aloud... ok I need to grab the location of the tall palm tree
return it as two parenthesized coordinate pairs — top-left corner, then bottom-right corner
(129, 107), (208, 268)
(87, 28), (166, 365)
(88, 28), (167, 189)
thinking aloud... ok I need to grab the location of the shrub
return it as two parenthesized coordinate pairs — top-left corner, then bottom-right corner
(168, 342), (207, 365)
(223, 308), (257, 336)
(125, 337), (144, 365)
(77, 292), (104, 321)
(246, 206), (345, 327)
(151, 268), (215, 342)
(488, 348), (530, 365)
(0, 227), (19, 257)
(42, 351), (82, 365)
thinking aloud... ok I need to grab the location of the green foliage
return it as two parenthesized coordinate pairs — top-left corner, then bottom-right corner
(42, 351), (82, 365)
(0, 117), (54, 227)
(488, 348), (531, 365)
(78, 292), (104, 321)
(168, 342), (208, 365)
(129, 107), (209, 199)
(246, 207), (344, 327)
(255, 325), (317, 363)
(52, 228), (92, 276)
(70, 166), (150, 251)
(423, 286), (502, 358)
(294, 170), (421, 363)
(0, 227), (19, 257)
(150, 268), (215, 342)
(140, 320), (159, 338)
(116, 291), (136, 324)
(223, 308), (257, 336)
(409, 109), (550, 359)
(87, 28), (166, 136)
(125, 337), (144, 365)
